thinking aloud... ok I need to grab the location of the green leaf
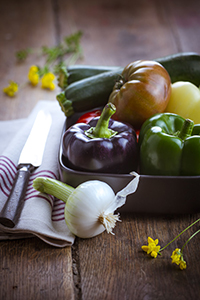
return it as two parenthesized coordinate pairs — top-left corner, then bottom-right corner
(16, 48), (32, 61)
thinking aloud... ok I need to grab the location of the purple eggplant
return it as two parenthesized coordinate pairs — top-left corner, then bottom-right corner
(62, 103), (138, 174)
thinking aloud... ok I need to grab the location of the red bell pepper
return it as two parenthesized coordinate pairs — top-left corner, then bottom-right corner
(76, 109), (101, 124)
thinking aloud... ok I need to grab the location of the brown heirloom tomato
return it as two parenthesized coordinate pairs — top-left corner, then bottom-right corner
(108, 60), (171, 129)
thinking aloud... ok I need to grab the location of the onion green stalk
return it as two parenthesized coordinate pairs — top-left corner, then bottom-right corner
(33, 174), (139, 239)
(33, 177), (74, 203)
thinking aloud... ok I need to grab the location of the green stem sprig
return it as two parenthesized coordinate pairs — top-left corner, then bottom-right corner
(16, 30), (83, 72)
(158, 218), (200, 254)
(4, 30), (84, 97)
(142, 218), (200, 270)
(181, 228), (200, 253)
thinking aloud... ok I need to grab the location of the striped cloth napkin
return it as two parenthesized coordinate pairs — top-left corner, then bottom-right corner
(0, 100), (75, 247)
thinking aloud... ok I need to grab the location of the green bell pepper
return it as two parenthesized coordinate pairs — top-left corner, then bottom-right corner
(139, 112), (200, 176)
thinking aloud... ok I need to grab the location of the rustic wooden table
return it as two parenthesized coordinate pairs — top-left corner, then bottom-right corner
(0, 0), (200, 299)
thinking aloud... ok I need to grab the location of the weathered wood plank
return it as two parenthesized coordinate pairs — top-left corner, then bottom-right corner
(0, 0), (60, 120)
(0, 238), (74, 300)
(165, 0), (200, 53)
(57, 0), (178, 66)
(77, 213), (200, 300)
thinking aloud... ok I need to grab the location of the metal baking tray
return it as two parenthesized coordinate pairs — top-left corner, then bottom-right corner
(58, 111), (200, 215)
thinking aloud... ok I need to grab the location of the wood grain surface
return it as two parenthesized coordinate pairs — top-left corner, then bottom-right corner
(0, 0), (200, 299)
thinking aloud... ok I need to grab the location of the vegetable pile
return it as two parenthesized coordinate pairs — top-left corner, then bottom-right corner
(56, 52), (200, 177)
(31, 52), (200, 239)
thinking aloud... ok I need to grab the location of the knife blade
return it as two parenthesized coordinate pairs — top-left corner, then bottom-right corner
(0, 110), (52, 228)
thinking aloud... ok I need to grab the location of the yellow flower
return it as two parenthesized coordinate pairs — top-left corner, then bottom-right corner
(171, 248), (181, 265)
(171, 248), (187, 270)
(142, 237), (161, 258)
(3, 81), (18, 97)
(179, 260), (187, 270)
(41, 72), (55, 90)
(28, 65), (39, 86)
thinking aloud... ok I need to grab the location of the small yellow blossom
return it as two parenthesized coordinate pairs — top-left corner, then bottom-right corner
(28, 65), (39, 86)
(171, 248), (186, 270)
(142, 237), (161, 258)
(41, 72), (55, 90)
(171, 248), (181, 265)
(179, 260), (187, 270)
(3, 81), (18, 97)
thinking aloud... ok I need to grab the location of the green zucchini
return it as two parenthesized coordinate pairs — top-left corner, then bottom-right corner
(56, 52), (200, 117)
(67, 65), (121, 85)
(154, 52), (200, 86)
(68, 52), (200, 87)
(56, 68), (123, 117)
(57, 64), (121, 89)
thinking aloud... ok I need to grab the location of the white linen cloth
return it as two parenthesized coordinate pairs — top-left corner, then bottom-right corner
(0, 100), (75, 247)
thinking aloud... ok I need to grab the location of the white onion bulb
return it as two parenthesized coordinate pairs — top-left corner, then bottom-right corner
(64, 180), (117, 238)
(33, 172), (140, 239)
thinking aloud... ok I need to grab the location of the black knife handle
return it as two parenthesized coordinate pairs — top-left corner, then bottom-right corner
(0, 164), (33, 228)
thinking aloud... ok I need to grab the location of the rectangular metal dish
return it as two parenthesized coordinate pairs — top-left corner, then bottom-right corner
(58, 112), (200, 215)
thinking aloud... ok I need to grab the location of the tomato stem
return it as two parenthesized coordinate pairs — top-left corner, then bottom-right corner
(114, 77), (124, 89)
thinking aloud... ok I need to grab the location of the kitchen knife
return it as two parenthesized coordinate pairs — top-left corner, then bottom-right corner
(0, 110), (52, 228)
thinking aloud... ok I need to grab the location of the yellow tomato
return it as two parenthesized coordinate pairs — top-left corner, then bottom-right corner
(165, 81), (200, 124)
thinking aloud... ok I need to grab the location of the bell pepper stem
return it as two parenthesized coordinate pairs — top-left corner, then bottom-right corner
(178, 119), (194, 141)
(85, 103), (117, 139)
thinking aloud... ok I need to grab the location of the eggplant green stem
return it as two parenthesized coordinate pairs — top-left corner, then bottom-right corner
(178, 119), (194, 141)
(33, 177), (75, 203)
(85, 103), (117, 139)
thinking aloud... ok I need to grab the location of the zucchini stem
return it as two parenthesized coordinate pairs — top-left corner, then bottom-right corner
(56, 91), (74, 117)
(33, 177), (75, 203)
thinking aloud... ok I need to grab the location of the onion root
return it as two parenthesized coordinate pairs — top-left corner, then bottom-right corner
(98, 212), (121, 235)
